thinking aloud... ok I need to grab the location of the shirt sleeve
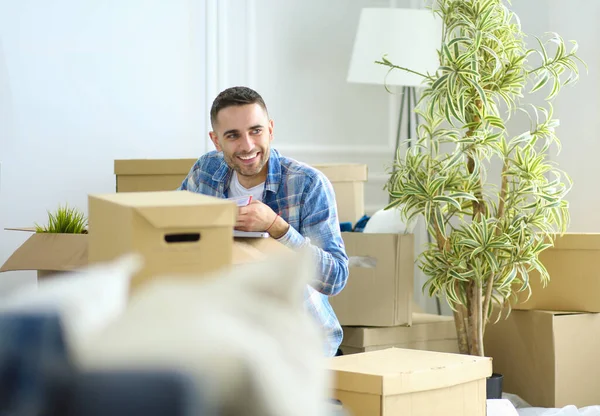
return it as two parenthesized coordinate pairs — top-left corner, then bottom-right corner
(276, 175), (349, 297)
(177, 162), (200, 191)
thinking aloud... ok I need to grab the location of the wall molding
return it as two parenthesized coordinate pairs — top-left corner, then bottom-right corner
(204, 0), (219, 151)
(246, 0), (256, 87)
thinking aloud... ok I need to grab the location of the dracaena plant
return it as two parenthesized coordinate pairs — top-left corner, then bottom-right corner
(377, 0), (586, 356)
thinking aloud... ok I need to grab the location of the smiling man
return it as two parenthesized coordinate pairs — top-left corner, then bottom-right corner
(178, 86), (349, 357)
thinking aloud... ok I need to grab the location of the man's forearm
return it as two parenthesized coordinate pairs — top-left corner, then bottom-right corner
(267, 215), (290, 239)
(275, 225), (348, 296)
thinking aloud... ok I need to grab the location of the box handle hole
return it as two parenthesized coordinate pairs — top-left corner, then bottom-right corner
(164, 233), (201, 243)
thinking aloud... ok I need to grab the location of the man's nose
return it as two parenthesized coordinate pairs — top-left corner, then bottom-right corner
(239, 134), (254, 152)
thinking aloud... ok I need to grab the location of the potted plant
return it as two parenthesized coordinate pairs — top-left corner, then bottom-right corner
(377, 0), (585, 383)
(35, 204), (88, 234)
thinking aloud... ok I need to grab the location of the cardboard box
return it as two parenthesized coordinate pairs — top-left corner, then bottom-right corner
(515, 233), (600, 312)
(313, 163), (368, 224)
(340, 313), (458, 355)
(114, 159), (196, 192)
(87, 191), (238, 292)
(329, 232), (414, 327)
(484, 309), (600, 408)
(328, 348), (491, 416)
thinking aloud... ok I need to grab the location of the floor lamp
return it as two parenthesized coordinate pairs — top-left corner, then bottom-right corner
(347, 7), (443, 314)
(347, 7), (441, 175)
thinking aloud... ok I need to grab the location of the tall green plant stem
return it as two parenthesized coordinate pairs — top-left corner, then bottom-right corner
(466, 104), (485, 356)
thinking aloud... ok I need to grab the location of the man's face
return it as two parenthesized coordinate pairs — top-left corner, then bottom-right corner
(209, 103), (274, 181)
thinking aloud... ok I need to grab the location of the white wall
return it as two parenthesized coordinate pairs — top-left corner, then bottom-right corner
(0, 0), (597, 312)
(0, 0), (207, 294)
(546, 0), (600, 232)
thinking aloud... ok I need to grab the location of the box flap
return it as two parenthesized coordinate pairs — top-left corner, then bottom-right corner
(313, 164), (368, 182)
(329, 348), (492, 396)
(89, 191), (237, 229)
(5, 227), (37, 232)
(0, 233), (88, 272)
(114, 159), (197, 175)
(342, 313), (457, 347)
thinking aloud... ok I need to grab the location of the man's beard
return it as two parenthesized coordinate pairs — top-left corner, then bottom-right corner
(225, 147), (270, 177)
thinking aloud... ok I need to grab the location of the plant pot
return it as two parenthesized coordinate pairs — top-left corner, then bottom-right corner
(486, 373), (503, 399)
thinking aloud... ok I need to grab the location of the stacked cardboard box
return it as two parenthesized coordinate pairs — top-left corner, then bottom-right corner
(328, 230), (459, 355)
(484, 233), (600, 408)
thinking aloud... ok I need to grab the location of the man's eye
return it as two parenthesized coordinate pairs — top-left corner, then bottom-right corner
(252, 129), (261, 134)
(227, 134), (238, 139)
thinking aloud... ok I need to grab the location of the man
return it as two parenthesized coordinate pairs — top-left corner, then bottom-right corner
(178, 86), (349, 357)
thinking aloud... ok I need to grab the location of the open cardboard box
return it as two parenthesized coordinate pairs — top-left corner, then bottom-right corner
(329, 232), (414, 327)
(484, 309), (600, 408)
(328, 347), (491, 416)
(340, 313), (459, 355)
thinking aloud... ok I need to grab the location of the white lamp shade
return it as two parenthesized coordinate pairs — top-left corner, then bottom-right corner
(347, 8), (442, 87)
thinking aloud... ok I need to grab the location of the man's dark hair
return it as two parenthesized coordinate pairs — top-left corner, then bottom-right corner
(210, 86), (268, 128)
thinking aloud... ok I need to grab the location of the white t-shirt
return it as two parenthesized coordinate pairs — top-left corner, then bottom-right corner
(228, 171), (265, 203)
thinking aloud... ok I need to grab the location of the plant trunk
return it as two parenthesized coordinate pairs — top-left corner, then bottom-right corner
(468, 282), (484, 356)
(483, 161), (509, 335)
(453, 307), (470, 355)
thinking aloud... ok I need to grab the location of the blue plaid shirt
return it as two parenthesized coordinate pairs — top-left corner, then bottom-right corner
(177, 148), (349, 356)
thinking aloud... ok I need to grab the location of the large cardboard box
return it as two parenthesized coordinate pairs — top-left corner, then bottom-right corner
(114, 159), (196, 192)
(484, 309), (600, 408)
(329, 232), (414, 327)
(87, 191), (238, 292)
(515, 233), (600, 312)
(313, 163), (368, 224)
(340, 313), (458, 355)
(328, 348), (491, 416)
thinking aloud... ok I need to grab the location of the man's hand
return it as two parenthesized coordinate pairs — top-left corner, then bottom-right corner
(236, 200), (290, 239)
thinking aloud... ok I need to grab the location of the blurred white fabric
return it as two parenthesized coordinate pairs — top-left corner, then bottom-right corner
(502, 393), (600, 416)
(0, 253), (143, 350)
(517, 406), (600, 416)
